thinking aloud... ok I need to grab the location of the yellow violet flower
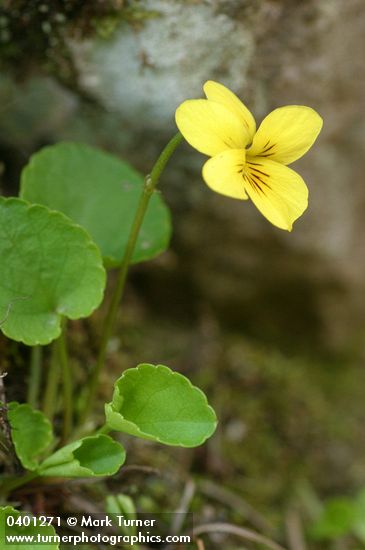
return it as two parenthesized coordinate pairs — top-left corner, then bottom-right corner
(175, 81), (323, 231)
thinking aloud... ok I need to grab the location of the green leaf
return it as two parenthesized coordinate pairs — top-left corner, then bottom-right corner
(352, 489), (365, 542)
(105, 494), (137, 537)
(0, 506), (59, 549)
(38, 435), (126, 478)
(8, 402), (54, 471)
(106, 494), (137, 518)
(310, 498), (357, 540)
(20, 142), (172, 267)
(0, 197), (105, 345)
(105, 363), (217, 448)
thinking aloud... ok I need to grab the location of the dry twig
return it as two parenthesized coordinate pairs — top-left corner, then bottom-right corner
(285, 508), (307, 550)
(193, 522), (287, 550)
(198, 479), (272, 533)
(171, 478), (196, 535)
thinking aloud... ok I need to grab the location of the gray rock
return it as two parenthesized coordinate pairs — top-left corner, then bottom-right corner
(70, 0), (255, 132)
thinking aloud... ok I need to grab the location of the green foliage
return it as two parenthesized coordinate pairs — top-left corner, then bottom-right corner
(310, 498), (357, 540)
(0, 197), (105, 345)
(0, 506), (59, 549)
(0, 135), (217, 519)
(38, 435), (126, 478)
(105, 494), (138, 538)
(353, 489), (365, 542)
(8, 402), (53, 471)
(20, 142), (171, 268)
(310, 490), (365, 542)
(106, 493), (137, 518)
(105, 363), (217, 447)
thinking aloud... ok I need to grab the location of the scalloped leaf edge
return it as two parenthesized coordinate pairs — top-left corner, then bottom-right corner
(106, 363), (218, 447)
(0, 505), (60, 548)
(8, 402), (54, 471)
(0, 197), (106, 345)
(38, 435), (126, 478)
(20, 141), (172, 268)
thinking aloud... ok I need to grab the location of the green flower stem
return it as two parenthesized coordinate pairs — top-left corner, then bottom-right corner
(43, 343), (60, 422)
(58, 322), (73, 444)
(97, 424), (111, 435)
(27, 345), (42, 408)
(80, 132), (183, 425)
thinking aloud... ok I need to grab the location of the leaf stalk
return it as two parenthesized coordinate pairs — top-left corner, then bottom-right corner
(80, 132), (183, 425)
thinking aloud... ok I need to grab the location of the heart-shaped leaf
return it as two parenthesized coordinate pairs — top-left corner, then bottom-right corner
(20, 142), (171, 267)
(38, 435), (126, 478)
(8, 402), (54, 471)
(0, 506), (59, 549)
(105, 364), (217, 447)
(0, 198), (105, 345)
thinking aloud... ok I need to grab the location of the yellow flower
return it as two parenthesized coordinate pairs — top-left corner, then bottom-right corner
(175, 81), (323, 231)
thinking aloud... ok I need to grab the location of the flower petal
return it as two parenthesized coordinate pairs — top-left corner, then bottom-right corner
(175, 99), (250, 157)
(243, 158), (308, 230)
(203, 80), (256, 141)
(247, 106), (323, 165)
(202, 149), (249, 200)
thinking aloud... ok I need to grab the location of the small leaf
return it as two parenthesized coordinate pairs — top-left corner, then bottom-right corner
(352, 489), (365, 542)
(105, 494), (137, 536)
(105, 363), (217, 447)
(310, 498), (357, 540)
(8, 402), (54, 471)
(0, 198), (105, 345)
(20, 142), (172, 267)
(0, 506), (59, 549)
(38, 435), (126, 478)
(106, 494), (137, 518)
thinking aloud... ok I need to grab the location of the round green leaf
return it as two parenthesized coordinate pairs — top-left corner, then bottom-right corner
(0, 197), (105, 345)
(38, 435), (126, 478)
(8, 402), (54, 471)
(0, 506), (59, 549)
(105, 363), (217, 448)
(20, 142), (172, 267)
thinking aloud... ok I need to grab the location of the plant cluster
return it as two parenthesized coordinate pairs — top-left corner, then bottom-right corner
(0, 138), (216, 536)
(0, 80), (322, 546)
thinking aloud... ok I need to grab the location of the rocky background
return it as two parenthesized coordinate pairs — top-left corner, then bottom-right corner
(1, 1), (365, 547)
(1, 0), (365, 353)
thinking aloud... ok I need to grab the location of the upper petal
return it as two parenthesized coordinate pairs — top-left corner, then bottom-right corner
(247, 106), (323, 165)
(243, 157), (309, 230)
(202, 149), (249, 200)
(203, 80), (256, 141)
(175, 99), (250, 157)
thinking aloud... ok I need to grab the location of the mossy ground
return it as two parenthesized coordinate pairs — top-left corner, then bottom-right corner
(0, 1), (158, 82)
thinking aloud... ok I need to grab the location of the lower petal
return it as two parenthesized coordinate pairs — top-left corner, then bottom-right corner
(202, 149), (249, 200)
(243, 157), (308, 231)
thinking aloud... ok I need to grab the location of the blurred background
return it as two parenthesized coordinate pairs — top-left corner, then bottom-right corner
(1, 0), (365, 548)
